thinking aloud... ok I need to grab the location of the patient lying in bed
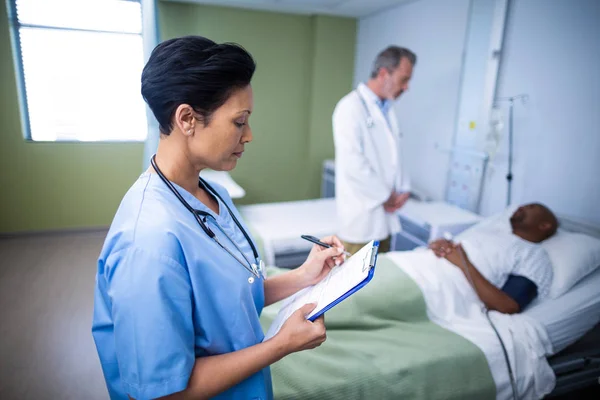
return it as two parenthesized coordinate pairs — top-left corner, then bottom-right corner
(428, 203), (558, 314)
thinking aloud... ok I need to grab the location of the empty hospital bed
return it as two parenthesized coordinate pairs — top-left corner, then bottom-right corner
(239, 198), (338, 268)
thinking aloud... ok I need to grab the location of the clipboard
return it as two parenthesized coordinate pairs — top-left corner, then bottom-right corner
(307, 240), (379, 321)
(264, 240), (379, 340)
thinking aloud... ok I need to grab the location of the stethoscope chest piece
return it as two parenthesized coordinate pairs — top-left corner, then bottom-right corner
(366, 117), (374, 129)
(255, 260), (266, 279)
(260, 260), (266, 279)
(248, 260), (266, 284)
(356, 89), (375, 129)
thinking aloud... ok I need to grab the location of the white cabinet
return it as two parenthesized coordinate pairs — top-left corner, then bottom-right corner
(393, 200), (482, 251)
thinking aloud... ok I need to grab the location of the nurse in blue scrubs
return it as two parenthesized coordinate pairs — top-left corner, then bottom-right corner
(91, 36), (345, 400)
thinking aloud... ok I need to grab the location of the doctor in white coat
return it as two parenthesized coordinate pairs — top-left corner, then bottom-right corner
(333, 46), (416, 255)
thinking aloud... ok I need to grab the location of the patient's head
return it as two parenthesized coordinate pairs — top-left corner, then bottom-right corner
(510, 203), (558, 243)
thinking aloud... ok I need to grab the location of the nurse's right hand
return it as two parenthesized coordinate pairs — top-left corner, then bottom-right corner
(277, 303), (327, 354)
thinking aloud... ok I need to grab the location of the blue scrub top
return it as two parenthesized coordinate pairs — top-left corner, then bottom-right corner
(92, 172), (273, 400)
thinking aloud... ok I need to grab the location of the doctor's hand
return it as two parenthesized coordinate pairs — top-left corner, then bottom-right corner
(297, 235), (345, 286)
(384, 191), (410, 213)
(276, 303), (327, 354)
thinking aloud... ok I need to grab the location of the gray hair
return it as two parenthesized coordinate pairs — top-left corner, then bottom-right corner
(370, 46), (417, 78)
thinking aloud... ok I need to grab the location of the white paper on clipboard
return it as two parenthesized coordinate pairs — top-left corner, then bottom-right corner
(263, 240), (377, 341)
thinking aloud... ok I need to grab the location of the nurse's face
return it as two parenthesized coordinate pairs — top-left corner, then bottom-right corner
(191, 85), (254, 171)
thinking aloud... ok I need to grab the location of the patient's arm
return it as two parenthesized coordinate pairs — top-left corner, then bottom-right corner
(443, 245), (521, 314)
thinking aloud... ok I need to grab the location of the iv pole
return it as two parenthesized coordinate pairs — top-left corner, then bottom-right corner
(494, 94), (528, 207)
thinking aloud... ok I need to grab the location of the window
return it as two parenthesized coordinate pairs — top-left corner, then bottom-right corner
(7, 0), (148, 142)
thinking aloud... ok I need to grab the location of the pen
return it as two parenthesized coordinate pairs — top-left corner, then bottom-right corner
(301, 235), (351, 257)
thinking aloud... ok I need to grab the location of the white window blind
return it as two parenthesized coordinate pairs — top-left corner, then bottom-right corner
(9, 0), (148, 141)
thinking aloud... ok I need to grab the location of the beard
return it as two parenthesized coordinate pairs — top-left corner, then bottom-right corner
(381, 79), (396, 100)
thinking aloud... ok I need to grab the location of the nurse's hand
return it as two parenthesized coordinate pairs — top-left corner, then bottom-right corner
(277, 303), (327, 353)
(298, 235), (345, 286)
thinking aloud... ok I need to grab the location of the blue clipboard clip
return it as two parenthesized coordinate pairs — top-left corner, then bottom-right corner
(308, 240), (379, 322)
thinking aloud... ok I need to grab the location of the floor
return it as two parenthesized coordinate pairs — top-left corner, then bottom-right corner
(0, 231), (109, 399)
(0, 231), (598, 399)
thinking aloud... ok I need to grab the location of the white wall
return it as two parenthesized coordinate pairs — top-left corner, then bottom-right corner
(355, 0), (471, 200)
(356, 0), (600, 226)
(480, 0), (600, 224)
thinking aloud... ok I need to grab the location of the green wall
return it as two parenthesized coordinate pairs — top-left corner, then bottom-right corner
(0, 2), (145, 233)
(158, 3), (356, 204)
(0, 1), (356, 233)
(306, 15), (357, 199)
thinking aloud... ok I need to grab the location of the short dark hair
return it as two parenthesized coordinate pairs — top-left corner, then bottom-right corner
(370, 46), (416, 78)
(141, 35), (256, 134)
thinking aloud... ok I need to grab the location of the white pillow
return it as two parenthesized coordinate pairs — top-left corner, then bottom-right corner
(456, 206), (516, 240)
(542, 230), (600, 298)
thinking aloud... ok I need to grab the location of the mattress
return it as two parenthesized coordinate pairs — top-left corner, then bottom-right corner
(239, 198), (338, 266)
(523, 267), (600, 354)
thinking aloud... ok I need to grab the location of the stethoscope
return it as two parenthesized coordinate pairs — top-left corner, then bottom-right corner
(355, 87), (405, 192)
(150, 155), (265, 284)
(356, 89), (375, 129)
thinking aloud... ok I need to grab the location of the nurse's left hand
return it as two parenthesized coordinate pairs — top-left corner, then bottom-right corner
(298, 235), (346, 286)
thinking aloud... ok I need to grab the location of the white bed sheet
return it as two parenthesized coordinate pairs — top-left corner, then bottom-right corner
(239, 198), (338, 266)
(523, 267), (600, 354)
(387, 250), (555, 400)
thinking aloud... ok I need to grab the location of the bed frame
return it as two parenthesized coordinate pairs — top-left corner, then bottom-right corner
(547, 323), (600, 396)
(546, 216), (600, 396)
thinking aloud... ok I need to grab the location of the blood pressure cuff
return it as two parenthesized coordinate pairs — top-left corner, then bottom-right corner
(501, 274), (538, 311)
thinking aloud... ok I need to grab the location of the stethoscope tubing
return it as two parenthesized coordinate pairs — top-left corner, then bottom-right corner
(150, 155), (262, 278)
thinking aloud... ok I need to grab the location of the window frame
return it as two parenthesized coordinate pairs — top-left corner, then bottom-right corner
(5, 0), (152, 143)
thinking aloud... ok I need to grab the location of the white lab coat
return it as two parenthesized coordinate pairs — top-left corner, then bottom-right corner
(332, 83), (410, 243)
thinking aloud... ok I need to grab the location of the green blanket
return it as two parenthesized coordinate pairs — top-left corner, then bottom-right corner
(260, 256), (495, 400)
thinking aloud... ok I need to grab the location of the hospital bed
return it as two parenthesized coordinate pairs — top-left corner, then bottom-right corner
(547, 313), (600, 397)
(257, 212), (600, 399)
(456, 214), (600, 398)
(532, 217), (600, 397)
(239, 198), (338, 268)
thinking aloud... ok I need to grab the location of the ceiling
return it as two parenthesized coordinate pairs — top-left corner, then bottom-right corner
(162, 0), (416, 18)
